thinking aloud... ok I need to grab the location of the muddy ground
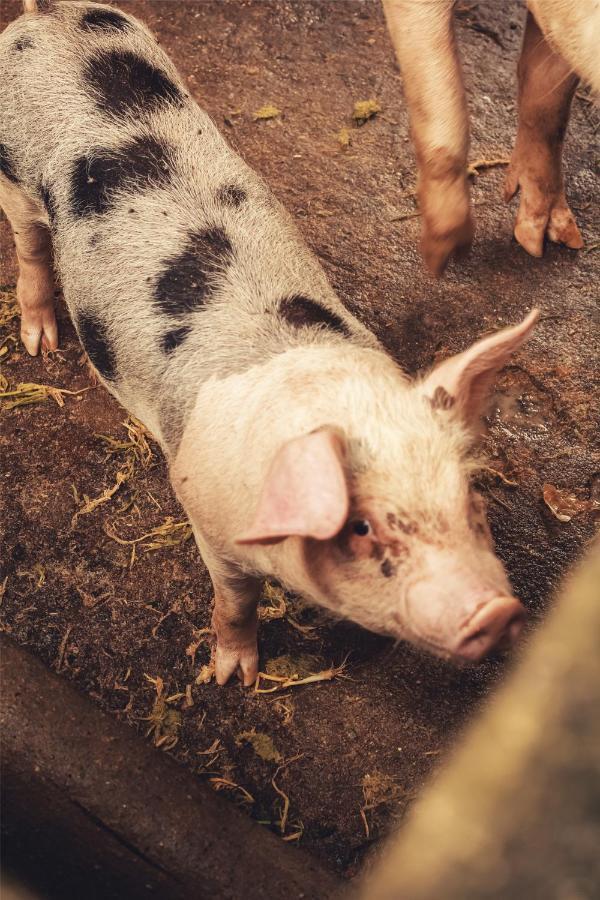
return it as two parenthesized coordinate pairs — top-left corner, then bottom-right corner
(1, 0), (598, 881)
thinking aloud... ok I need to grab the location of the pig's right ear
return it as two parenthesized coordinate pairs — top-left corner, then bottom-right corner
(236, 427), (349, 545)
(420, 309), (540, 426)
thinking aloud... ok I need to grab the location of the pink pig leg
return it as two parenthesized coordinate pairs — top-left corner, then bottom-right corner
(382, 0), (473, 275)
(0, 175), (57, 356)
(206, 558), (261, 687)
(505, 11), (583, 257)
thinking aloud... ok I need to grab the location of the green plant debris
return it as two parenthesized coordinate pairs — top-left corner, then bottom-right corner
(104, 516), (193, 565)
(236, 728), (282, 763)
(256, 654), (349, 693)
(360, 771), (403, 838)
(143, 674), (182, 750)
(466, 157), (510, 177)
(338, 126), (351, 149)
(253, 104), (281, 121)
(352, 98), (381, 125)
(0, 380), (90, 410)
(71, 455), (135, 528)
(96, 416), (154, 467)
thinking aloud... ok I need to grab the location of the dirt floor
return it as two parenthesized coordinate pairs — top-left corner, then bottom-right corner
(1, 0), (599, 880)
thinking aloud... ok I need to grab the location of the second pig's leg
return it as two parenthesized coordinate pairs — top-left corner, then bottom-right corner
(382, 0), (473, 275)
(0, 175), (57, 356)
(504, 11), (582, 257)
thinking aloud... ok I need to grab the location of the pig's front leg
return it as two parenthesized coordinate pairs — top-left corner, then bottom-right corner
(504, 11), (582, 257)
(211, 571), (261, 687)
(383, 0), (473, 275)
(195, 536), (261, 686)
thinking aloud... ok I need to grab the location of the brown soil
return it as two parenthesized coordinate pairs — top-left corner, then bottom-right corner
(1, 0), (598, 881)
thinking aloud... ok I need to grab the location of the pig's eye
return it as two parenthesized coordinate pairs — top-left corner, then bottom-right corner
(352, 519), (371, 537)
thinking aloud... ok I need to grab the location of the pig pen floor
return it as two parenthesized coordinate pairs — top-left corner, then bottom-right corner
(1, 0), (598, 880)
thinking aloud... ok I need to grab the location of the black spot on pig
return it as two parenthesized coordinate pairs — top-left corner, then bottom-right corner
(0, 143), (19, 184)
(14, 36), (35, 51)
(70, 136), (172, 217)
(83, 50), (184, 120)
(155, 228), (234, 315)
(39, 182), (57, 226)
(161, 326), (192, 354)
(217, 184), (247, 208)
(279, 294), (351, 336)
(380, 558), (397, 578)
(76, 312), (117, 380)
(81, 8), (131, 32)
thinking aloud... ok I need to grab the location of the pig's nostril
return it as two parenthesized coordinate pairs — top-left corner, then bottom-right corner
(456, 597), (525, 661)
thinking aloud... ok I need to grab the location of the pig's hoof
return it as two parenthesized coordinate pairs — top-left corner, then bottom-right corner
(20, 311), (59, 357)
(421, 213), (474, 277)
(505, 169), (583, 257)
(215, 643), (259, 687)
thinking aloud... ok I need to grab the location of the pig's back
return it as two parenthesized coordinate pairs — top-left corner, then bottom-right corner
(0, 1), (375, 447)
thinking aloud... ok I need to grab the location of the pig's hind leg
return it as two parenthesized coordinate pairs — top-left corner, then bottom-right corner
(0, 175), (57, 356)
(504, 11), (583, 258)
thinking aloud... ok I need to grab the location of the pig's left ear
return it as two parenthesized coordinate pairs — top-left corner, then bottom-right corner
(236, 427), (349, 545)
(421, 309), (540, 425)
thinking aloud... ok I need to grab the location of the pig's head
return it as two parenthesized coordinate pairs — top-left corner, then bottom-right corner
(238, 310), (539, 663)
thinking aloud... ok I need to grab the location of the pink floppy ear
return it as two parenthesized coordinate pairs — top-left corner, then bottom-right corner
(236, 427), (349, 545)
(422, 308), (540, 426)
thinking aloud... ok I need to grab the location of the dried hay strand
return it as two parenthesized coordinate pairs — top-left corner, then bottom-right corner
(0, 380), (90, 410)
(143, 674), (182, 751)
(255, 655), (349, 694)
(104, 516), (193, 565)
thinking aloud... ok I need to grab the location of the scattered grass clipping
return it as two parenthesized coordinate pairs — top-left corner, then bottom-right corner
(0, 286), (19, 328)
(259, 582), (287, 621)
(360, 771), (403, 838)
(467, 157), (510, 177)
(338, 126), (351, 150)
(272, 753), (304, 840)
(352, 99), (381, 125)
(255, 654), (349, 693)
(105, 516), (193, 565)
(209, 778), (254, 806)
(253, 104), (281, 121)
(71, 455), (135, 528)
(0, 381), (89, 410)
(96, 416), (154, 468)
(236, 728), (282, 763)
(144, 674), (182, 750)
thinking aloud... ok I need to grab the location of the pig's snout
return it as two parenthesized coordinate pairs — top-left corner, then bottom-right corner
(455, 597), (525, 661)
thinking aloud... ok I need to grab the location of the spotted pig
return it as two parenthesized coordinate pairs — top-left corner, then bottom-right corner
(0, 1), (539, 685)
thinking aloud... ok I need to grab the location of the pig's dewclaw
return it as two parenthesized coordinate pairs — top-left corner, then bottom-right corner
(215, 642), (259, 687)
(504, 167), (583, 258)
